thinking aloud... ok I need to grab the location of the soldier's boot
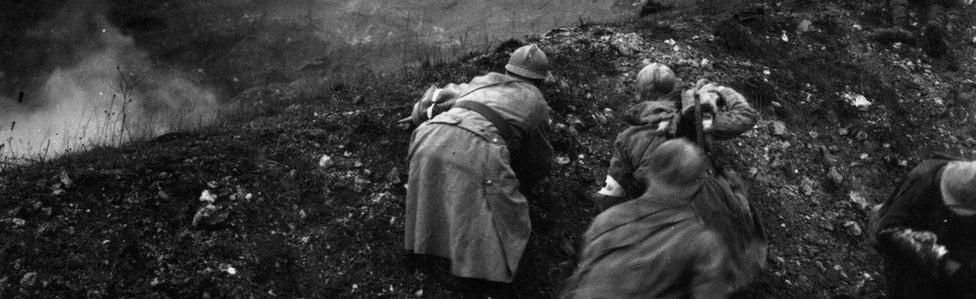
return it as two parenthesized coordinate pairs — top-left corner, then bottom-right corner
(890, 0), (911, 28)
(872, 28), (917, 44)
(873, 0), (916, 44)
(923, 4), (948, 57)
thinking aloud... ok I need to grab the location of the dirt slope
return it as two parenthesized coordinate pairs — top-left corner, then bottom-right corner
(3, 0), (976, 297)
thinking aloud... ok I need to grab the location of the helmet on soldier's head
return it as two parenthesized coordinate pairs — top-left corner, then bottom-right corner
(641, 138), (704, 199)
(941, 161), (976, 216)
(505, 44), (550, 80)
(637, 63), (676, 98)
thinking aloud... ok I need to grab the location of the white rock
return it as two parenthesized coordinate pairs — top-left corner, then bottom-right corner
(769, 121), (787, 136)
(798, 19), (813, 32)
(318, 155), (334, 168)
(199, 190), (216, 203)
(220, 264), (237, 275)
(59, 170), (73, 188)
(849, 191), (869, 209)
(610, 33), (643, 55)
(701, 58), (713, 69)
(844, 220), (863, 236)
(20, 272), (37, 287)
(844, 93), (872, 109)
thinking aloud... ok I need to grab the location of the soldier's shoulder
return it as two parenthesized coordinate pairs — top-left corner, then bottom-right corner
(908, 159), (951, 178)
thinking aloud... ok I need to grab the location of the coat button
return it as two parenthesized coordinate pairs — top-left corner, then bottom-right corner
(486, 179), (493, 185)
(492, 138), (498, 143)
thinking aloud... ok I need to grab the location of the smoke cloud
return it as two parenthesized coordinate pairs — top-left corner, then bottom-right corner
(0, 2), (218, 161)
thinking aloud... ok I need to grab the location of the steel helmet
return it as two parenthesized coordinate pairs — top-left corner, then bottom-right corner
(505, 44), (550, 80)
(942, 161), (976, 215)
(637, 63), (677, 97)
(639, 138), (704, 199)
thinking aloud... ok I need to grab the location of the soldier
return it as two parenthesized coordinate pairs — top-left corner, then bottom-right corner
(870, 157), (976, 298)
(401, 44), (554, 291)
(594, 64), (757, 211)
(874, 0), (972, 57)
(592, 63), (679, 210)
(591, 67), (766, 290)
(562, 139), (735, 298)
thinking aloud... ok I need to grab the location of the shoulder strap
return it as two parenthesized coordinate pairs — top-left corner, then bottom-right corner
(454, 100), (517, 152)
(454, 79), (519, 100)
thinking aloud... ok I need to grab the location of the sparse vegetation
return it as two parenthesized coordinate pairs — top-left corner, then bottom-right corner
(3, 0), (976, 297)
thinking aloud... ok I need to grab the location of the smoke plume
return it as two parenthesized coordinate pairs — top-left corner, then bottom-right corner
(0, 1), (218, 161)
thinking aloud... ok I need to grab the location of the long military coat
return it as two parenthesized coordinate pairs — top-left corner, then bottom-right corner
(561, 191), (734, 299)
(404, 72), (552, 282)
(594, 86), (765, 289)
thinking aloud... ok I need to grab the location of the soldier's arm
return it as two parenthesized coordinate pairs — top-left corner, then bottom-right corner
(873, 163), (934, 244)
(710, 87), (758, 140)
(513, 123), (554, 190)
(872, 179), (925, 257)
(593, 133), (634, 211)
(404, 83), (469, 125)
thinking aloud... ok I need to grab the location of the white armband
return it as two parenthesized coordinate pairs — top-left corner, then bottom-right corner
(597, 175), (625, 197)
(657, 121), (670, 131)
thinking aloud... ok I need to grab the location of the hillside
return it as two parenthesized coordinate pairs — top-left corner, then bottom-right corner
(3, 0), (976, 297)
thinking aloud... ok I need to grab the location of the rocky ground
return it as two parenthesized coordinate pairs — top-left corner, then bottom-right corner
(3, 0), (976, 297)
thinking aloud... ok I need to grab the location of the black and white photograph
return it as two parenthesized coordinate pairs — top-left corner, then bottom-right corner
(1, 0), (975, 297)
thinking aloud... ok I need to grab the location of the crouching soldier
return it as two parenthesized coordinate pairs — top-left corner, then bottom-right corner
(592, 67), (766, 290)
(594, 63), (757, 211)
(401, 44), (555, 288)
(592, 62), (680, 210)
(870, 158), (976, 298)
(562, 139), (735, 298)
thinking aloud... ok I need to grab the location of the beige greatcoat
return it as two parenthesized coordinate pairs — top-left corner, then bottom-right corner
(404, 72), (552, 282)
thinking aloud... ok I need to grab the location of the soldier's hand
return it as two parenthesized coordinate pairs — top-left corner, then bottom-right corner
(696, 83), (721, 95)
(397, 117), (415, 131)
(892, 229), (948, 274)
(693, 78), (711, 92)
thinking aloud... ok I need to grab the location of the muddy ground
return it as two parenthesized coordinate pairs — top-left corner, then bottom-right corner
(3, 0), (976, 297)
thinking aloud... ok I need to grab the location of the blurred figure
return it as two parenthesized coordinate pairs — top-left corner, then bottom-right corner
(562, 139), (734, 298)
(594, 64), (757, 211)
(592, 62), (679, 209)
(590, 64), (765, 290)
(401, 44), (554, 292)
(874, 0), (971, 57)
(870, 158), (976, 298)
